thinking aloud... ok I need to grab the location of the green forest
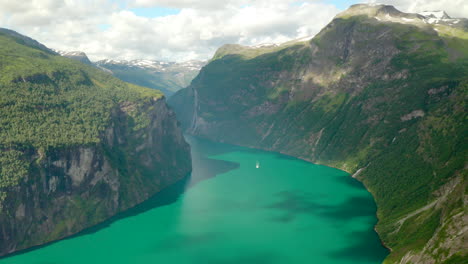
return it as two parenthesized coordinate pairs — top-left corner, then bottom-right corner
(0, 30), (162, 197)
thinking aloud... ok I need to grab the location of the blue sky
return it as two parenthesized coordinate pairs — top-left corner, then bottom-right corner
(327, 0), (361, 9)
(0, 0), (464, 61)
(128, 0), (361, 18)
(130, 7), (181, 17)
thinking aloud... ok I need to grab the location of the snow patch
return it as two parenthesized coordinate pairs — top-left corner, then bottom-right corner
(418, 10), (459, 25)
(251, 43), (279, 49)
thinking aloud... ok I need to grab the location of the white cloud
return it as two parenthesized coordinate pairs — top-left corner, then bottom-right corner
(131, 0), (235, 9)
(0, 0), (466, 62)
(130, 0), (300, 10)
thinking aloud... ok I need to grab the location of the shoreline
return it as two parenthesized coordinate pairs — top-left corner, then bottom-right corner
(0, 172), (191, 259)
(187, 133), (393, 255)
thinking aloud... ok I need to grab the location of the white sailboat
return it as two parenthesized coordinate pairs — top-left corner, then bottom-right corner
(256, 161), (260, 169)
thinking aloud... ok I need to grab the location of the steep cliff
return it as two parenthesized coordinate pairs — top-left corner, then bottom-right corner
(169, 4), (467, 263)
(0, 29), (191, 256)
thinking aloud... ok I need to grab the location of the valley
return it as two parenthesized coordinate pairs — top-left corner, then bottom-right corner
(0, 3), (466, 264)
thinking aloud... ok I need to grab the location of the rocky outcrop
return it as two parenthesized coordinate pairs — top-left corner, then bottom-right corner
(0, 98), (191, 256)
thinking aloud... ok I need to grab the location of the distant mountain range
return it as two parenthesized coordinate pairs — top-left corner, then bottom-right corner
(55, 50), (205, 96)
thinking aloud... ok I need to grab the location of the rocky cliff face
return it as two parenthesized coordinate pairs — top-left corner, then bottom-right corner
(169, 4), (467, 263)
(0, 98), (191, 256)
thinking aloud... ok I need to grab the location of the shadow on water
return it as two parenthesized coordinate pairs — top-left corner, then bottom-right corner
(184, 135), (241, 158)
(266, 191), (378, 222)
(266, 191), (325, 223)
(321, 196), (377, 219)
(1, 136), (239, 260)
(184, 135), (240, 188)
(336, 175), (368, 190)
(265, 190), (388, 261)
(327, 229), (389, 262)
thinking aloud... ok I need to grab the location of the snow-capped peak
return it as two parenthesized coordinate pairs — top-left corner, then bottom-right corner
(53, 50), (87, 57)
(419, 11), (450, 20)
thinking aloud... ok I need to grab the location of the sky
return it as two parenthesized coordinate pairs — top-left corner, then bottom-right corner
(0, 0), (466, 62)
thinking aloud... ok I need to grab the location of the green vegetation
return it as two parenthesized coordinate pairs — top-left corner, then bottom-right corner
(211, 42), (309, 61)
(0, 30), (162, 190)
(0, 150), (29, 211)
(0, 150), (29, 188)
(0, 30), (162, 150)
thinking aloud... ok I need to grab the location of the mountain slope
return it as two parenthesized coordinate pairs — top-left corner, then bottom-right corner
(0, 29), (191, 256)
(169, 4), (467, 263)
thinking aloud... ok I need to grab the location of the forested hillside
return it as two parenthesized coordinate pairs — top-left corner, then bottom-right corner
(0, 28), (191, 256)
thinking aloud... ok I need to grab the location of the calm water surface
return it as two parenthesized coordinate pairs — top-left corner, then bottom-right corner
(1, 136), (388, 264)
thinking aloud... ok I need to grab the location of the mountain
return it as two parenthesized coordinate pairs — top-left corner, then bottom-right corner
(169, 4), (467, 263)
(0, 28), (57, 54)
(95, 59), (205, 96)
(0, 29), (191, 256)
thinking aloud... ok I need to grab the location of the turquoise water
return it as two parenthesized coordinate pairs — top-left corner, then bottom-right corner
(1, 136), (388, 264)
